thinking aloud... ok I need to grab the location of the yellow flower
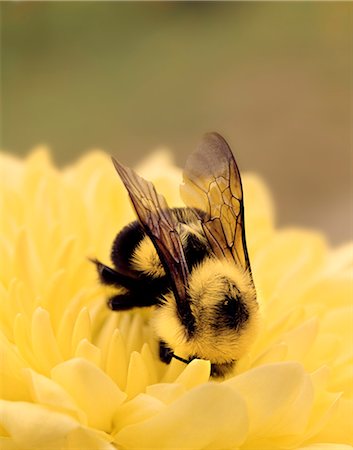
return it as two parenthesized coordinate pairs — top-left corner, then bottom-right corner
(0, 148), (352, 450)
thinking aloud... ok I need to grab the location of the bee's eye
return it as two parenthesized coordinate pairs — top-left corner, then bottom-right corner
(220, 295), (249, 329)
(222, 296), (239, 314)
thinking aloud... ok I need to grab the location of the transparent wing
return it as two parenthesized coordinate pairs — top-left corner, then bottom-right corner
(111, 157), (191, 313)
(180, 132), (251, 272)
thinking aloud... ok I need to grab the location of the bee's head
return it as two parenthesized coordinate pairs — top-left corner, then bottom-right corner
(153, 258), (259, 372)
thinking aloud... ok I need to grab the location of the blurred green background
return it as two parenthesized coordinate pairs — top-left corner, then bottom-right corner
(1, 2), (352, 244)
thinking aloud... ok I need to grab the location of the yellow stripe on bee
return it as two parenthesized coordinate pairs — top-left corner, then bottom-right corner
(131, 237), (165, 278)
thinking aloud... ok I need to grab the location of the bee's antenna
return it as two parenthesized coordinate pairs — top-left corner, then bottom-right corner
(89, 257), (136, 289)
(171, 353), (194, 365)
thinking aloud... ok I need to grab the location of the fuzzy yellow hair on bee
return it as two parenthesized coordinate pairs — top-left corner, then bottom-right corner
(93, 132), (259, 377)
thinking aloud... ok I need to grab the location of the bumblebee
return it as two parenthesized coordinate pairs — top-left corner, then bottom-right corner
(93, 132), (259, 377)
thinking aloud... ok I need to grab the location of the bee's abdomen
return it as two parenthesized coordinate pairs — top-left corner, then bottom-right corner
(110, 220), (170, 301)
(111, 220), (146, 278)
(183, 231), (210, 270)
(173, 208), (210, 271)
(111, 207), (210, 283)
(111, 219), (168, 281)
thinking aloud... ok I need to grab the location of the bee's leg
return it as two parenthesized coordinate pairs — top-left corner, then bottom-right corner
(210, 361), (235, 378)
(108, 294), (136, 311)
(90, 258), (133, 288)
(159, 340), (173, 364)
(108, 292), (158, 310)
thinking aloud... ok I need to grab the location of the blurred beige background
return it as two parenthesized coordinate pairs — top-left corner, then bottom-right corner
(1, 2), (352, 244)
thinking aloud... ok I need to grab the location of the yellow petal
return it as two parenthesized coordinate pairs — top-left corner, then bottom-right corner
(125, 351), (150, 399)
(115, 384), (248, 449)
(297, 367), (341, 444)
(71, 307), (91, 354)
(226, 362), (313, 440)
(141, 343), (159, 385)
(300, 275), (353, 310)
(66, 427), (115, 450)
(13, 313), (40, 371)
(146, 383), (186, 405)
(297, 445), (353, 450)
(12, 229), (43, 295)
(0, 436), (21, 450)
(126, 313), (144, 353)
(51, 358), (126, 431)
(254, 230), (327, 304)
(25, 368), (87, 424)
(75, 339), (102, 367)
(280, 318), (319, 365)
(0, 400), (79, 449)
(175, 359), (211, 389)
(324, 242), (353, 275)
(113, 393), (164, 433)
(0, 331), (30, 401)
(243, 174), (275, 253)
(57, 294), (86, 359)
(31, 307), (63, 374)
(161, 357), (188, 382)
(313, 396), (353, 445)
(251, 343), (288, 367)
(105, 328), (128, 391)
